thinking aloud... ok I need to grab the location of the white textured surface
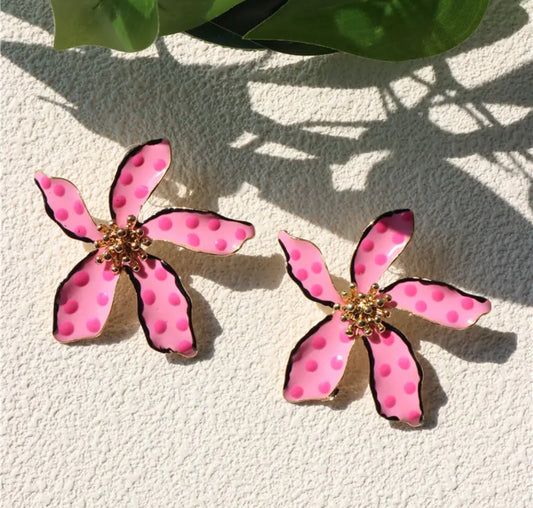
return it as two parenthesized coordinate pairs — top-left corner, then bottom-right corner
(1, 1), (532, 506)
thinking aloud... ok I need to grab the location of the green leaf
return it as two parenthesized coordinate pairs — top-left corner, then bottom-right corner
(187, 22), (266, 50)
(158, 0), (247, 36)
(244, 0), (489, 61)
(51, 0), (159, 52)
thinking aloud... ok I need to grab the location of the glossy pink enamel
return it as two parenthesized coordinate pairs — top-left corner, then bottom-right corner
(54, 252), (119, 342)
(284, 313), (356, 402)
(351, 210), (414, 293)
(110, 140), (171, 226)
(35, 172), (101, 242)
(130, 256), (196, 356)
(364, 327), (423, 426)
(278, 231), (343, 306)
(142, 210), (255, 255)
(385, 279), (491, 329)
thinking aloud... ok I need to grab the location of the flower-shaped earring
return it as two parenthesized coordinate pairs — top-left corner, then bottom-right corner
(279, 210), (491, 426)
(35, 139), (254, 355)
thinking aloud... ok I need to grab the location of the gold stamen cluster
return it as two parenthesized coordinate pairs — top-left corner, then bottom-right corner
(333, 282), (392, 337)
(94, 215), (152, 273)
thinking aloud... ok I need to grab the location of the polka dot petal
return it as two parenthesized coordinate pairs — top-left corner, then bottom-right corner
(278, 231), (343, 307)
(350, 210), (414, 292)
(384, 278), (491, 329)
(54, 252), (119, 342)
(141, 210), (254, 256)
(129, 255), (196, 356)
(363, 326), (423, 426)
(35, 172), (101, 242)
(284, 314), (355, 402)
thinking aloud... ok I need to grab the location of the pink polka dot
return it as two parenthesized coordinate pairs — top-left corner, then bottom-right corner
(318, 381), (331, 394)
(292, 350), (303, 362)
(296, 269), (308, 281)
(392, 233), (405, 245)
(289, 386), (304, 399)
(176, 318), (189, 331)
(208, 218), (221, 231)
(177, 339), (193, 354)
(354, 263), (366, 275)
(131, 153), (144, 167)
(185, 215), (199, 229)
(290, 249), (301, 261)
(40, 175), (51, 189)
(58, 322), (74, 336)
(74, 226), (87, 237)
(119, 171), (133, 185)
(404, 284), (417, 297)
(53, 184), (65, 197)
(97, 292), (109, 306)
(113, 195), (126, 208)
(408, 410), (421, 422)
(103, 269), (115, 281)
(63, 300), (78, 314)
(215, 239), (227, 251)
(86, 318), (101, 333)
(339, 331), (352, 343)
(310, 284), (323, 297)
(158, 216), (172, 231)
(461, 298), (474, 310)
(155, 267), (167, 281)
(305, 360), (318, 372)
(379, 364), (391, 377)
(330, 355), (343, 370)
(432, 289), (445, 302)
(360, 239), (374, 252)
(402, 211), (414, 222)
(235, 228), (246, 240)
(168, 292), (181, 306)
(72, 270), (89, 287)
(384, 395), (396, 408)
(375, 222), (387, 234)
(312, 336), (326, 349)
(311, 262), (322, 274)
(134, 185), (149, 199)
(73, 200), (84, 215)
(404, 382), (416, 394)
(446, 310), (459, 323)
(187, 234), (200, 247)
(55, 208), (69, 221)
(153, 158), (166, 171)
(398, 357), (411, 369)
(142, 290), (156, 305)
(154, 320), (167, 334)
(415, 300), (427, 312)
(375, 254), (387, 266)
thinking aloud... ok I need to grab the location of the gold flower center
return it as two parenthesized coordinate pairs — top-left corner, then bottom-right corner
(334, 282), (392, 337)
(94, 215), (152, 273)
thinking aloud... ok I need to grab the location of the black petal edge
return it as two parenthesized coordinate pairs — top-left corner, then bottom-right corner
(349, 209), (413, 283)
(125, 254), (197, 356)
(362, 321), (424, 426)
(382, 277), (489, 304)
(52, 251), (98, 336)
(35, 177), (95, 243)
(283, 314), (334, 393)
(108, 138), (164, 221)
(278, 235), (336, 308)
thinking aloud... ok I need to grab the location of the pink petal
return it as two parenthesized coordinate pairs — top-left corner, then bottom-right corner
(35, 172), (101, 242)
(141, 209), (254, 255)
(384, 278), (491, 329)
(284, 313), (356, 402)
(109, 139), (171, 226)
(278, 231), (343, 307)
(363, 324), (423, 426)
(350, 210), (414, 293)
(53, 252), (119, 342)
(127, 255), (196, 356)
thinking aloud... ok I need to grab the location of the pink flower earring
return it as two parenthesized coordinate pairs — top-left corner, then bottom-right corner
(279, 210), (491, 426)
(35, 139), (254, 355)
